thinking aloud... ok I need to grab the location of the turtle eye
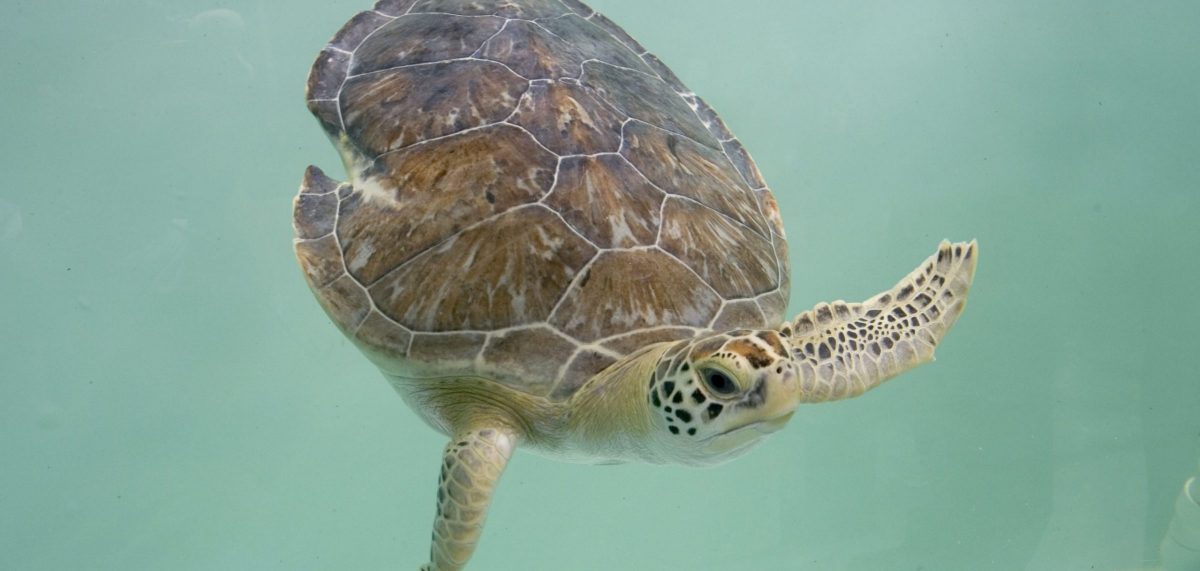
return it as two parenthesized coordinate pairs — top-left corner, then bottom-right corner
(700, 368), (739, 396)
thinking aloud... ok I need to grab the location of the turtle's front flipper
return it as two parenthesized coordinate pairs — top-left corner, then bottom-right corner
(421, 428), (516, 571)
(784, 241), (978, 403)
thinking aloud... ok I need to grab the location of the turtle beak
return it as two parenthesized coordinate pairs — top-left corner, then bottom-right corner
(699, 410), (796, 455)
(709, 410), (794, 441)
(755, 410), (794, 435)
(698, 410), (795, 461)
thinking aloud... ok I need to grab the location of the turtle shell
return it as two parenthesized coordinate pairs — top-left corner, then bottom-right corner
(295, 0), (790, 401)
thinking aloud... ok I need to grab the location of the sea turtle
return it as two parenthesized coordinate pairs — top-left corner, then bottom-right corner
(293, 1), (978, 569)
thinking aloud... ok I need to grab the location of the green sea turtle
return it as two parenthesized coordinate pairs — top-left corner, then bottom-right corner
(293, 1), (978, 569)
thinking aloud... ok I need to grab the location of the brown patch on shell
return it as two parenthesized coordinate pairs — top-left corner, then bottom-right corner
(338, 124), (556, 285)
(370, 206), (597, 332)
(295, 235), (344, 289)
(342, 60), (527, 157)
(538, 15), (654, 75)
(757, 189), (785, 239)
(622, 121), (768, 238)
(480, 327), (578, 396)
(658, 197), (778, 298)
(710, 301), (768, 331)
(307, 49), (350, 101)
(580, 62), (715, 147)
(478, 20), (585, 80)
(351, 14), (504, 75)
(411, 0), (571, 19)
(544, 155), (663, 249)
(508, 80), (626, 155)
(551, 249), (721, 342)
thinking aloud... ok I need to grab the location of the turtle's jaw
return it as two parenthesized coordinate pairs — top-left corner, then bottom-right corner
(698, 411), (795, 461)
(751, 411), (795, 435)
(704, 411), (794, 443)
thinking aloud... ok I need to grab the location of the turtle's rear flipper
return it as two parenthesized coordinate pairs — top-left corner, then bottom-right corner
(423, 427), (516, 571)
(783, 241), (978, 403)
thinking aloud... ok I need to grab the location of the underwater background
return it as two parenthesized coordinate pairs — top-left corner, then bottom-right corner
(2, 1), (1198, 569)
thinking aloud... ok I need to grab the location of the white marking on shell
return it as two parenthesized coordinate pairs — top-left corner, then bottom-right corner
(607, 215), (638, 247)
(533, 224), (566, 260)
(582, 169), (640, 247)
(348, 240), (375, 274)
(557, 96), (600, 135)
(356, 176), (399, 206)
(497, 88), (518, 109)
(444, 107), (461, 128)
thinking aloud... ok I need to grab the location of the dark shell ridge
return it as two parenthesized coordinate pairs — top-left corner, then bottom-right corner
(297, 0), (790, 400)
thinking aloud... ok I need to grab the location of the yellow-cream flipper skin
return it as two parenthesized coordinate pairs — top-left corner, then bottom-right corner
(293, 1), (978, 569)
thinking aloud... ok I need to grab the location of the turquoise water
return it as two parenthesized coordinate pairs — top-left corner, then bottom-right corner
(2, 1), (1198, 569)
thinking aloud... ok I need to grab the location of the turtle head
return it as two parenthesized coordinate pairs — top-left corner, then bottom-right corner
(646, 331), (801, 465)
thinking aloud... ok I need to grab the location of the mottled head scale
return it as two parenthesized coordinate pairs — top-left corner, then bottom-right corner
(646, 330), (800, 463)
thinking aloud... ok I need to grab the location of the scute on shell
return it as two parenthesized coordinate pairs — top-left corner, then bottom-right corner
(368, 205), (597, 332)
(296, 0), (789, 401)
(341, 59), (527, 156)
(508, 80), (625, 155)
